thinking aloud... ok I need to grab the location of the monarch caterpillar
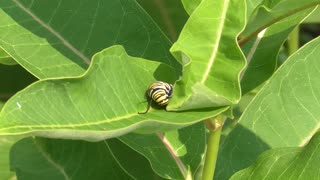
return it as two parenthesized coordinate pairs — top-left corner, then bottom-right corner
(139, 81), (173, 114)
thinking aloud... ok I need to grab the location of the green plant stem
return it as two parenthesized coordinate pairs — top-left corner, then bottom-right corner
(288, 27), (299, 55)
(202, 116), (225, 180)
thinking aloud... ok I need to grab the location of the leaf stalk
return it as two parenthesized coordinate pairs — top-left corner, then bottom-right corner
(202, 116), (225, 180)
(288, 27), (300, 55)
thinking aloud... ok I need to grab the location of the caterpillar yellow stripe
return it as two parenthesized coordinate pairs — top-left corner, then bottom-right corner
(139, 81), (173, 114)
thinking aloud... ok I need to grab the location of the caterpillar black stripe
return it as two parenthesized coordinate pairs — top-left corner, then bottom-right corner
(139, 81), (173, 114)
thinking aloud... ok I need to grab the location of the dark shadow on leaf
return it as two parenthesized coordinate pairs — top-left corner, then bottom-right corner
(10, 137), (141, 179)
(0, 64), (37, 101)
(153, 63), (179, 84)
(107, 138), (165, 180)
(0, 1), (88, 70)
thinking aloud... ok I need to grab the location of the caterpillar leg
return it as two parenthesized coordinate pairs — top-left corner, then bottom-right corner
(138, 99), (152, 114)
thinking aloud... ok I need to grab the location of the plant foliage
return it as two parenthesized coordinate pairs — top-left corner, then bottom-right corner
(0, 0), (320, 179)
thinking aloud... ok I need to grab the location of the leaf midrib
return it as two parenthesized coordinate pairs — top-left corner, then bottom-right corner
(0, 112), (140, 131)
(200, 0), (230, 84)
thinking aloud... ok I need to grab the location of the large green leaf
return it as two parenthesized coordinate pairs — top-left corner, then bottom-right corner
(0, 46), (227, 141)
(240, 0), (320, 45)
(241, 8), (314, 94)
(0, 0), (178, 79)
(10, 137), (134, 180)
(304, 6), (320, 23)
(168, 0), (246, 111)
(216, 36), (320, 179)
(118, 123), (206, 179)
(231, 131), (320, 179)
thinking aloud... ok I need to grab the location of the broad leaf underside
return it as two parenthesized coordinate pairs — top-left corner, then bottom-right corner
(217, 36), (320, 179)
